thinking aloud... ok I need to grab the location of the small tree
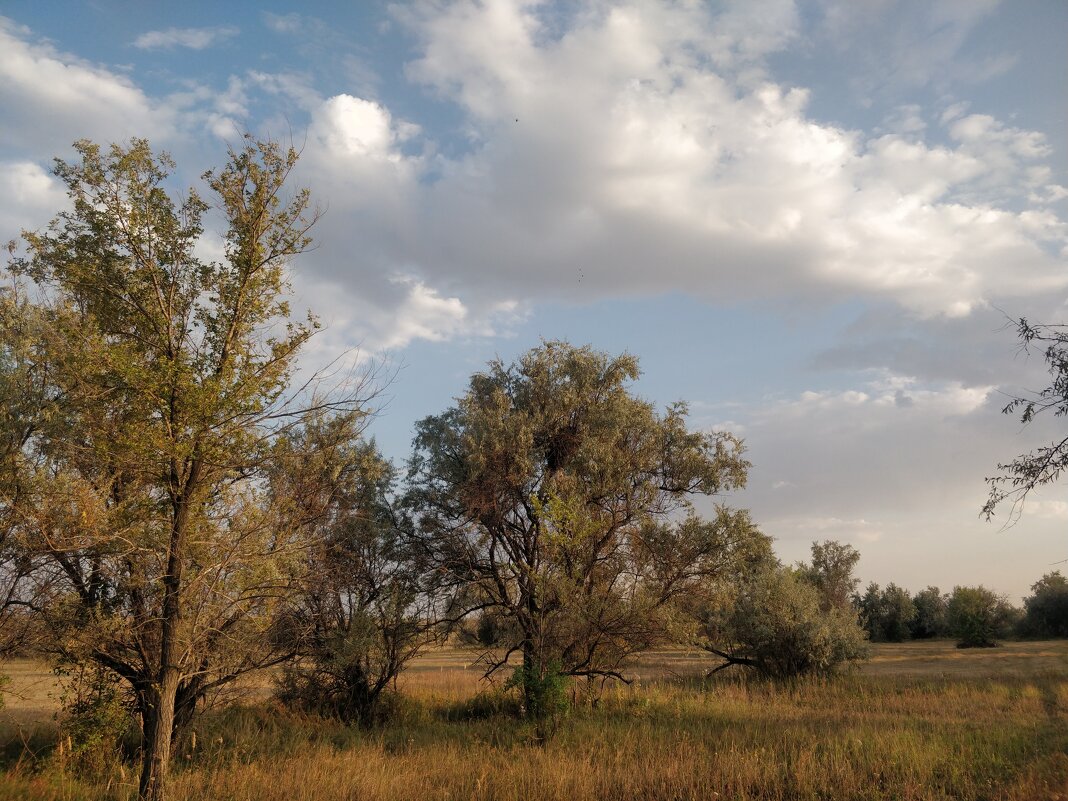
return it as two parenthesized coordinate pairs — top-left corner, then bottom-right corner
(1020, 571), (1068, 638)
(275, 417), (438, 724)
(405, 341), (756, 716)
(947, 586), (1017, 648)
(796, 540), (861, 613)
(697, 564), (869, 678)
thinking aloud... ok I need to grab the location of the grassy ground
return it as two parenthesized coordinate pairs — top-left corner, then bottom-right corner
(1, 641), (1067, 800)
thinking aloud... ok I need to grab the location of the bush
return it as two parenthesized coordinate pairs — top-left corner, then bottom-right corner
(53, 660), (134, 779)
(505, 659), (570, 721)
(699, 565), (869, 679)
(276, 626), (405, 726)
(947, 586), (1017, 648)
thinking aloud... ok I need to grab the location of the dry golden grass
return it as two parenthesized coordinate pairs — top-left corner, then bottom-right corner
(2, 640), (1068, 801)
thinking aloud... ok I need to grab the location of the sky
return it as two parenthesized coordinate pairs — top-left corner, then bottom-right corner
(1, 0), (1066, 601)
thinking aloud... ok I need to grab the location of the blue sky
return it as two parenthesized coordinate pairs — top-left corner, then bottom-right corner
(2, 1), (1066, 600)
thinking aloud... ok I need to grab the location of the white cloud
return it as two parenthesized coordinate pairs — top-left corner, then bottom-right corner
(0, 160), (68, 235)
(263, 12), (306, 34)
(0, 17), (170, 151)
(309, 95), (416, 162)
(293, 273), (523, 364)
(133, 26), (239, 51)
(380, 1), (1066, 320)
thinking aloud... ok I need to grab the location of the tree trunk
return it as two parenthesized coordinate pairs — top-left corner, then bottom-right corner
(138, 668), (179, 801)
(172, 678), (201, 743)
(521, 639), (540, 716)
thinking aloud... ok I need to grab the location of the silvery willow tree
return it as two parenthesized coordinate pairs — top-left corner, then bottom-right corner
(1, 137), (369, 800)
(695, 561), (869, 678)
(404, 341), (761, 715)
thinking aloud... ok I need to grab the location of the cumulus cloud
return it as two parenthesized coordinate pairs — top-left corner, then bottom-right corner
(0, 160), (68, 235)
(10, 2), (1057, 349)
(374, 1), (1067, 320)
(133, 26), (239, 51)
(0, 17), (170, 151)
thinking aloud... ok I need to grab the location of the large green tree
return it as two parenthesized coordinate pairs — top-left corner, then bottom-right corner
(405, 341), (757, 714)
(2, 138), (365, 800)
(858, 582), (916, 642)
(947, 586), (1018, 648)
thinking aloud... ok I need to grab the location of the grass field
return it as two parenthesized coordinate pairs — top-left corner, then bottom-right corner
(1, 640), (1067, 800)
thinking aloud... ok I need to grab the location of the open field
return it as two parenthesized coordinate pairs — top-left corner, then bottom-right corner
(2, 640), (1067, 800)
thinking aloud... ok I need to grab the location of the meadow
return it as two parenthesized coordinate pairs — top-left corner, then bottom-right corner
(1, 640), (1066, 801)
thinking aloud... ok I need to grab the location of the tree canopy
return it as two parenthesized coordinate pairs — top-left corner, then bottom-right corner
(1, 137), (369, 800)
(404, 341), (759, 713)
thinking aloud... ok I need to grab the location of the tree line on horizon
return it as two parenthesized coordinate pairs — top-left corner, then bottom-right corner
(855, 573), (1068, 647)
(0, 138), (1065, 801)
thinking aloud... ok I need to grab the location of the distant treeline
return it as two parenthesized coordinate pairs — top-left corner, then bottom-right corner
(855, 572), (1068, 646)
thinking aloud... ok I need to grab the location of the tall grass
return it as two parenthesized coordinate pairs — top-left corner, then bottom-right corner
(2, 643), (1067, 800)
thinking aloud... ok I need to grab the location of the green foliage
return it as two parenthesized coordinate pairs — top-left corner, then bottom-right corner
(858, 582), (916, 642)
(405, 341), (757, 707)
(910, 586), (949, 639)
(947, 586), (1018, 648)
(54, 660), (134, 779)
(796, 540), (861, 613)
(275, 424), (435, 726)
(505, 658), (570, 722)
(1020, 571), (1068, 638)
(699, 563), (869, 679)
(2, 135), (365, 797)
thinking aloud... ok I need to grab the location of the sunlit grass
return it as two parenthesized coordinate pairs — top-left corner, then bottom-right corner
(2, 641), (1068, 800)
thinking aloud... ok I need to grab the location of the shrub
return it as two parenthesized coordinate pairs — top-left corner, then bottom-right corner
(53, 660), (134, 779)
(698, 565), (869, 678)
(505, 659), (570, 721)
